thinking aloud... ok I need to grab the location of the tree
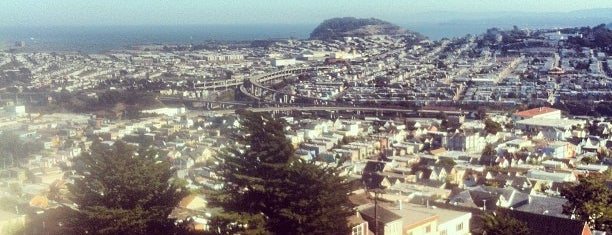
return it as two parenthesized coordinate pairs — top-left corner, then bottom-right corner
(560, 173), (611, 232)
(477, 107), (488, 120)
(484, 180), (500, 188)
(481, 144), (497, 166)
(438, 157), (456, 168)
(587, 120), (602, 136)
(207, 111), (353, 234)
(0, 131), (42, 168)
(597, 148), (611, 161)
(580, 156), (598, 165)
(60, 141), (187, 235)
(481, 212), (530, 235)
(539, 183), (550, 193)
(484, 118), (502, 135)
(405, 120), (417, 131)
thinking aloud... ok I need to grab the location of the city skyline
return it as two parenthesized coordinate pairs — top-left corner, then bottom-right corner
(1, 0), (612, 26)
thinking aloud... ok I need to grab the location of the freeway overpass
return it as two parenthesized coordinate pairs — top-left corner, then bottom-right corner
(197, 105), (467, 118)
(239, 66), (336, 104)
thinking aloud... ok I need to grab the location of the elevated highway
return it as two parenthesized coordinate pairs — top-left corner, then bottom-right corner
(193, 78), (244, 90)
(197, 105), (467, 118)
(239, 66), (337, 104)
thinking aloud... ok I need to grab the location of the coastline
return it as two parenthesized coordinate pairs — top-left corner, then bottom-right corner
(0, 24), (314, 53)
(2, 19), (609, 53)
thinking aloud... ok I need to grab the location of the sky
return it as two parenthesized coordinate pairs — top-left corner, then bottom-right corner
(1, 0), (611, 26)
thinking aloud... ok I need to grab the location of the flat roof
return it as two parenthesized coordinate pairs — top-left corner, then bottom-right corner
(384, 202), (471, 225)
(576, 164), (608, 172)
(516, 118), (584, 129)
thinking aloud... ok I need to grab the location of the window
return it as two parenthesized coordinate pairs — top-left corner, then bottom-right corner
(351, 225), (364, 235)
(426, 225), (431, 233)
(456, 223), (463, 231)
(441, 229), (448, 235)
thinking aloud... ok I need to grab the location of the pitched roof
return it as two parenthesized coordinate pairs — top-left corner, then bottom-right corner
(513, 195), (567, 218)
(347, 212), (367, 226)
(359, 204), (403, 224)
(417, 179), (447, 188)
(514, 107), (559, 118)
(499, 208), (589, 235)
(491, 174), (532, 191)
(430, 147), (447, 155)
(469, 189), (500, 210)
(416, 168), (433, 180)
(178, 194), (207, 209)
(449, 186), (501, 210)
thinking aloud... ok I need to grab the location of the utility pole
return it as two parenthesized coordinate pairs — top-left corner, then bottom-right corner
(373, 190), (383, 235)
(374, 192), (378, 235)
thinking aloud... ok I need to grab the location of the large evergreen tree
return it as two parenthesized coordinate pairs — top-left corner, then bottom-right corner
(481, 212), (530, 235)
(61, 141), (187, 235)
(560, 173), (611, 232)
(207, 111), (352, 235)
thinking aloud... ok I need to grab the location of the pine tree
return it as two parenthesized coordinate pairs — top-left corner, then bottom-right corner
(61, 141), (187, 235)
(481, 212), (530, 235)
(560, 173), (611, 232)
(207, 111), (352, 234)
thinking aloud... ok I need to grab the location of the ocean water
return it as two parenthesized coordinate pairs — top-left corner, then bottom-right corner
(0, 23), (491, 53)
(1, 19), (604, 53)
(0, 24), (315, 53)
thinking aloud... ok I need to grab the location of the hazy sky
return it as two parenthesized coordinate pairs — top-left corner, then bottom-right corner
(1, 0), (611, 26)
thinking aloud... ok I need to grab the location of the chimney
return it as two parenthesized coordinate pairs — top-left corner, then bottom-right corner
(528, 195), (532, 204)
(399, 200), (403, 210)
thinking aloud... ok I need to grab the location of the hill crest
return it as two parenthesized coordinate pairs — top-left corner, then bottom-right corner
(310, 17), (423, 40)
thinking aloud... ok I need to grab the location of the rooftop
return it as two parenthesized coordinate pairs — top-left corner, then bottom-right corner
(390, 202), (471, 225)
(514, 107), (559, 118)
(516, 118), (584, 129)
(359, 204), (403, 224)
(500, 208), (589, 235)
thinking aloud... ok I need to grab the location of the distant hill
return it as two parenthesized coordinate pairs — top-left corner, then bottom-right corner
(398, 8), (612, 39)
(404, 8), (612, 25)
(310, 17), (424, 40)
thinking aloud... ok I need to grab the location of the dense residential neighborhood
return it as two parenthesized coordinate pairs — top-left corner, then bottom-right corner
(0, 22), (611, 234)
